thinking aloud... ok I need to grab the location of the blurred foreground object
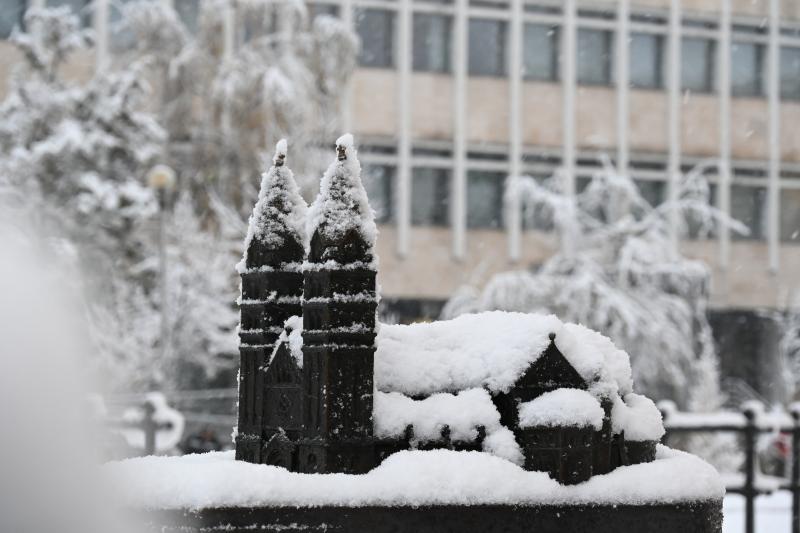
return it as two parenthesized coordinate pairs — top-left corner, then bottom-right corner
(0, 210), (137, 533)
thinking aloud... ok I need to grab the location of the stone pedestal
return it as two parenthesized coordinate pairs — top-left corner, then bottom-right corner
(141, 500), (723, 533)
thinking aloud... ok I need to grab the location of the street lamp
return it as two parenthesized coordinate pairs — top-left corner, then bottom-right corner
(147, 164), (177, 365)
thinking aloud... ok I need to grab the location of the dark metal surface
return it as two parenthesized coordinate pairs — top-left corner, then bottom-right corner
(141, 501), (723, 533)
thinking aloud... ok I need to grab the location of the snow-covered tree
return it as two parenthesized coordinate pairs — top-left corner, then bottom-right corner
(444, 159), (746, 410)
(114, 0), (358, 209)
(778, 294), (800, 400)
(0, 7), (240, 392)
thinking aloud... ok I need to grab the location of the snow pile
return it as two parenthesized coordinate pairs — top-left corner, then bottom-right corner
(268, 315), (304, 368)
(120, 392), (185, 453)
(518, 389), (605, 430)
(373, 388), (522, 464)
(105, 446), (723, 509)
(612, 393), (665, 441)
(374, 311), (632, 399)
(306, 133), (377, 249)
(374, 389), (500, 443)
(237, 139), (307, 273)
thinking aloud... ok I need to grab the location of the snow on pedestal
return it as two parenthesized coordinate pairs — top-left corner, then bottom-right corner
(105, 446), (723, 510)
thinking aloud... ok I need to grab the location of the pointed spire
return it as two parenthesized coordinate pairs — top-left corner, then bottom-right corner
(237, 139), (307, 271)
(307, 133), (377, 264)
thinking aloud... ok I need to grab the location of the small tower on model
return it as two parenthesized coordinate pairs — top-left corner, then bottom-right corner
(235, 140), (307, 464)
(298, 134), (379, 473)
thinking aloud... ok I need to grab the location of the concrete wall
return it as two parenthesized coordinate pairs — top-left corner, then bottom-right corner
(351, 71), (800, 163)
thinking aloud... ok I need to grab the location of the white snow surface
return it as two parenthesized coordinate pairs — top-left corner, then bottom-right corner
(237, 140), (307, 273)
(374, 311), (633, 399)
(104, 446), (723, 510)
(374, 388), (499, 443)
(518, 388), (605, 430)
(306, 133), (377, 248)
(612, 393), (666, 441)
(372, 388), (522, 463)
(268, 315), (304, 368)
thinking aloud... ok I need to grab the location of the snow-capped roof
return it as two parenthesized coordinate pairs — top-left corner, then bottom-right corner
(306, 133), (377, 249)
(237, 139), (307, 273)
(518, 389), (605, 431)
(373, 388), (523, 465)
(374, 311), (633, 400)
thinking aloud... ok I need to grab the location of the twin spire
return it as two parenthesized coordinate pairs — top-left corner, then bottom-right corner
(239, 134), (376, 271)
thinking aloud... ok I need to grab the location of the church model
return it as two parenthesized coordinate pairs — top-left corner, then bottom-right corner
(234, 135), (665, 485)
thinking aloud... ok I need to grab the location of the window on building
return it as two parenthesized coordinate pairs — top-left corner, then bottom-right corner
(577, 28), (613, 86)
(635, 179), (666, 208)
(0, 0), (25, 39)
(413, 13), (451, 73)
(781, 47), (800, 101)
(109, 0), (135, 51)
(357, 8), (395, 68)
(686, 183), (717, 239)
(412, 167), (450, 226)
(522, 176), (554, 232)
(242, 4), (278, 43)
(731, 185), (767, 240)
(468, 18), (507, 77)
(630, 33), (664, 90)
(523, 23), (558, 81)
(175, 0), (200, 34)
(47, 0), (91, 26)
(780, 189), (800, 243)
(362, 165), (394, 224)
(731, 42), (765, 97)
(467, 171), (504, 229)
(682, 37), (715, 93)
(308, 3), (339, 20)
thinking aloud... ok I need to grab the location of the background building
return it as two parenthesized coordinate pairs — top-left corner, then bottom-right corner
(2, 0), (799, 396)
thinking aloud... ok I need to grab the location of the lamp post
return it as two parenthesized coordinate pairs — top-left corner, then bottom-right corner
(147, 165), (177, 364)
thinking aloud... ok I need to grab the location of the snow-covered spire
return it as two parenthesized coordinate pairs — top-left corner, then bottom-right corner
(307, 133), (377, 264)
(237, 139), (307, 272)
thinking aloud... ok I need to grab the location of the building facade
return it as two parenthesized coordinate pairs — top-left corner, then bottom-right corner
(2, 0), (799, 317)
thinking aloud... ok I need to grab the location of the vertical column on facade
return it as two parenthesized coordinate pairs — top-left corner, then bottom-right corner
(94, 0), (109, 73)
(223, 0), (235, 61)
(616, 0), (630, 174)
(341, 0), (355, 133)
(561, 0), (577, 256)
(452, 0), (468, 259)
(767, 0), (781, 272)
(667, 0), (682, 257)
(718, 0), (732, 269)
(507, 0), (523, 261)
(396, 0), (412, 258)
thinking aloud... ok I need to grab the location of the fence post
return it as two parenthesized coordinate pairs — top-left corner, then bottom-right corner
(791, 404), (800, 533)
(142, 399), (157, 456)
(657, 400), (675, 447)
(742, 403), (759, 533)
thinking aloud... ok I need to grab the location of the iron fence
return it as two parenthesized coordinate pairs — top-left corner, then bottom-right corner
(660, 401), (800, 533)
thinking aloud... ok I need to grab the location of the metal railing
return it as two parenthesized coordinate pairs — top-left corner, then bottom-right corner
(660, 401), (800, 533)
(104, 397), (174, 456)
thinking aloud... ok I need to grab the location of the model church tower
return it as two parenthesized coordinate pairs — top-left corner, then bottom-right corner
(235, 140), (307, 463)
(298, 134), (379, 473)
